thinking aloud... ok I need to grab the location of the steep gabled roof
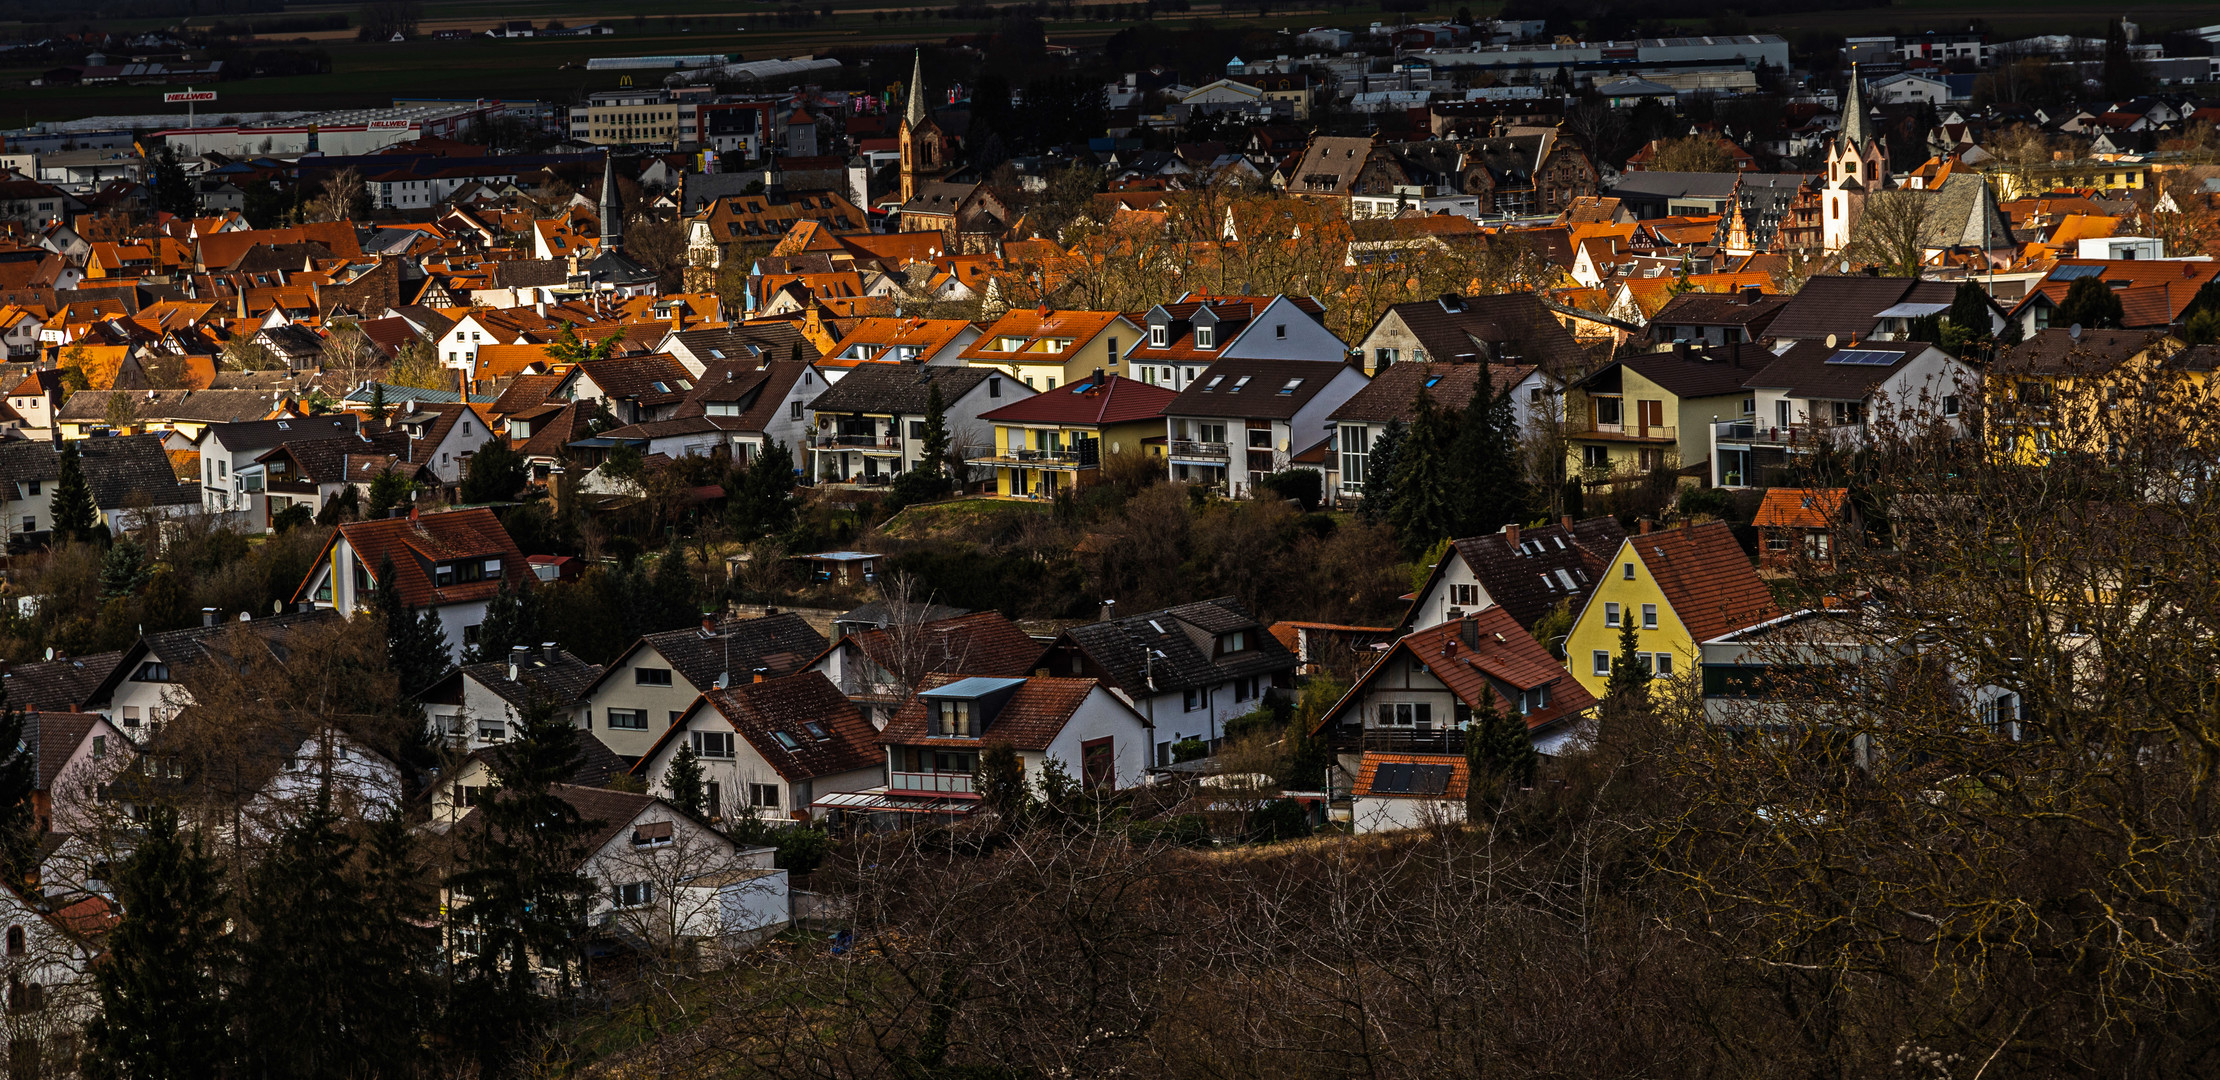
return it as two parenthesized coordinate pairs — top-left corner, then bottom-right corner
(1161, 358), (1347, 421)
(879, 674), (1104, 751)
(2, 652), (124, 712)
(1626, 521), (1781, 643)
(824, 611), (1043, 682)
(1753, 488), (1848, 530)
(977, 372), (1176, 426)
(302, 508), (530, 610)
(805, 364), (999, 415)
(1329, 360), (1535, 424)
(611, 612), (829, 694)
(1057, 597), (1294, 696)
(1321, 607), (1597, 736)
(1418, 517), (1628, 632)
(643, 671), (878, 782)
(1377, 294), (1589, 376)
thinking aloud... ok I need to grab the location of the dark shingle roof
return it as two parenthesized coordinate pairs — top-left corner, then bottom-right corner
(1765, 276), (1957, 342)
(456, 648), (604, 709)
(1742, 340), (1937, 399)
(1162, 358), (1348, 421)
(641, 671), (878, 782)
(3, 651), (124, 712)
(1056, 597), (1294, 696)
(0, 436), (198, 510)
(1329, 360), (1534, 424)
(627, 612), (828, 693)
(1380, 294), (1589, 376)
(805, 364), (998, 416)
(1419, 516), (1627, 632)
(831, 611), (1044, 683)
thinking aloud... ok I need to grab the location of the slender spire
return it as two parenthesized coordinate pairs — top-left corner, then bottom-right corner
(905, 48), (927, 129)
(1839, 63), (1874, 151)
(599, 149), (622, 254)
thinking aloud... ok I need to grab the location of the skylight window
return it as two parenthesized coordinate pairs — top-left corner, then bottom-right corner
(771, 731), (800, 751)
(803, 721), (830, 741)
(1230, 376), (1251, 393)
(1278, 378), (1303, 395)
(1556, 569), (1577, 590)
(1204, 376), (1224, 391)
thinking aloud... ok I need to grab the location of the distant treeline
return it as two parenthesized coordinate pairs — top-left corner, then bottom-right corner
(202, 13), (350, 36)
(1500, 0), (1886, 35)
(0, 0), (280, 23)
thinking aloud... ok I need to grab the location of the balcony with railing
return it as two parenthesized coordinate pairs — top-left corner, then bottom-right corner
(1168, 439), (1232, 461)
(981, 447), (1091, 470)
(1570, 418), (1676, 442)
(1712, 419), (1858, 448)
(1326, 726), (1470, 754)
(810, 432), (902, 454)
(889, 770), (976, 795)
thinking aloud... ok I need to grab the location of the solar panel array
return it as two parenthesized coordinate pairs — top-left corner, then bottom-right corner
(1825, 349), (1899, 366)
(2049, 264), (2106, 281)
(1373, 762), (1454, 795)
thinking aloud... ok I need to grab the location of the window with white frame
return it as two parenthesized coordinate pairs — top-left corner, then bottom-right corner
(1593, 651), (1610, 676)
(1641, 604), (1658, 629)
(1605, 602), (1621, 627)
(693, 730), (735, 758)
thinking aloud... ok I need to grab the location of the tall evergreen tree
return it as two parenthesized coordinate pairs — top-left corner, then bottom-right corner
(365, 471), (413, 520)
(1358, 418), (1404, 525)
(647, 548), (698, 633)
(1603, 614), (1650, 713)
(1449, 359), (1529, 538)
(663, 742), (705, 818)
(458, 439), (528, 504)
(464, 577), (539, 665)
(368, 381), (389, 425)
(446, 696), (597, 1077)
(730, 442), (798, 539)
(1385, 387), (1462, 558)
(1464, 688), (1537, 816)
(918, 382), (953, 485)
(974, 741), (1031, 823)
(100, 534), (151, 599)
(236, 776), (433, 1080)
(85, 807), (231, 1080)
(2057, 275), (2125, 330)
(50, 441), (96, 543)
(378, 555), (451, 695)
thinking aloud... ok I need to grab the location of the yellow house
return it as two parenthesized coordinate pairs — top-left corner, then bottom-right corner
(1984, 327), (2190, 463)
(959, 307), (1145, 392)
(1561, 346), (1759, 487)
(976, 373), (1176, 497)
(1563, 520), (1780, 699)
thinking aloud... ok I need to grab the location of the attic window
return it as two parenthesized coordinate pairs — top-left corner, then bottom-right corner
(631, 821), (674, 847)
(1540, 573), (1557, 592)
(708, 348), (725, 358)
(1555, 569), (1576, 590)
(1229, 376), (1250, 393)
(771, 730), (801, 751)
(1203, 376), (1224, 392)
(1424, 376), (1442, 388)
(803, 721), (831, 741)
(1278, 378), (1303, 395)
(1196, 326), (1216, 349)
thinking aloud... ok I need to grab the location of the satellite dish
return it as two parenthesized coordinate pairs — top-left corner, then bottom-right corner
(42, 648), (52, 661)
(273, 599), (283, 614)
(2069, 323), (2083, 342)
(1825, 334), (1838, 348)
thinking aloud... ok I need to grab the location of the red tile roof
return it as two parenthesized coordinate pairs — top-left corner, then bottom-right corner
(1630, 521), (1781, 643)
(880, 674), (1101, 751)
(977, 372), (1177, 426)
(1352, 752), (1467, 800)
(301, 507), (530, 610)
(1753, 488), (1846, 530)
(1322, 606), (1595, 735)
(636, 671), (878, 783)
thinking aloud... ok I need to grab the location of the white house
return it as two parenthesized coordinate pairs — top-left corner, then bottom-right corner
(576, 612), (827, 761)
(1712, 340), (1973, 488)
(631, 671), (885, 824)
(421, 643), (605, 751)
(292, 507), (532, 663)
(1040, 597), (1296, 766)
(801, 364), (1036, 488)
(1158, 358), (1368, 497)
(84, 610), (342, 741)
(813, 675), (1154, 818)
(197, 415), (364, 524)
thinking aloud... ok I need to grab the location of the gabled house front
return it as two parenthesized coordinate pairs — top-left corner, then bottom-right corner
(293, 507), (532, 663)
(1326, 359), (1552, 503)
(1159, 357), (1367, 498)
(1562, 343), (1768, 488)
(1401, 516), (1629, 634)
(805, 610), (1043, 729)
(1311, 608), (1600, 832)
(1712, 338), (1970, 488)
(577, 613), (829, 761)
(958, 307), (1146, 391)
(1124, 293), (1347, 387)
(977, 371), (1176, 498)
(815, 674), (1153, 819)
(1041, 597), (1296, 765)
(1563, 520), (1782, 700)
(802, 364), (1032, 488)
(420, 642), (605, 751)
(631, 671), (883, 825)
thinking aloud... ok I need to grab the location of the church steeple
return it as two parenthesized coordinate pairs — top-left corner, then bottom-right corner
(905, 48), (928, 129)
(1839, 63), (1874, 152)
(599, 150), (622, 254)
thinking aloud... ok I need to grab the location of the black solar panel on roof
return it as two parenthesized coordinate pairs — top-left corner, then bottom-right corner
(1411, 764), (1452, 795)
(1374, 762), (1414, 793)
(1826, 349), (1899, 366)
(2050, 264), (2106, 281)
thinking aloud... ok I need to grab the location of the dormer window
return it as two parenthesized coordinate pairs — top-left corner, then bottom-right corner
(1221, 629), (1248, 654)
(1195, 325), (1215, 349)
(935, 700), (973, 737)
(1150, 324), (1167, 347)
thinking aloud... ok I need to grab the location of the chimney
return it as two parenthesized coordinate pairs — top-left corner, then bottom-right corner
(407, 504), (419, 522)
(539, 642), (558, 663)
(701, 613), (718, 637)
(1638, 519), (1653, 535)
(201, 607), (217, 627)
(508, 644), (527, 682)
(1741, 286), (1761, 304)
(1091, 367), (1105, 385)
(1561, 515), (1574, 529)
(1503, 522), (1520, 549)
(1099, 599), (1117, 621)
(752, 666), (770, 684)
(1460, 617), (1479, 650)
